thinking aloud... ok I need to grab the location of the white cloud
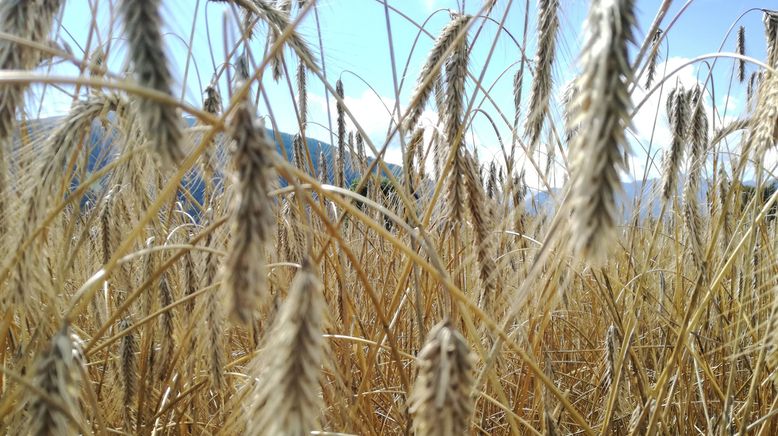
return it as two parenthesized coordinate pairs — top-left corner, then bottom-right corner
(424, 0), (440, 12)
(310, 89), (396, 139)
(307, 89), (397, 164)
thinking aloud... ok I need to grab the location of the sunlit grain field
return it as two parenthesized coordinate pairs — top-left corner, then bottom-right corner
(0, 0), (777, 434)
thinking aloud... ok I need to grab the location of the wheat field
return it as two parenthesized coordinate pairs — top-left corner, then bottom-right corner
(0, 0), (777, 434)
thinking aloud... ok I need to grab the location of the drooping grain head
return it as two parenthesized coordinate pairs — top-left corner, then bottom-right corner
(248, 258), (327, 436)
(203, 83), (223, 115)
(683, 168), (705, 268)
(749, 69), (778, 157)
(120, 0), (184, 165)
(602, 324), (617, 390)
(245, 0), (318, 69)
(687, 85), (708, 165)
(567, 0), (635, 263)
(237, 49), (251, 81)
(26, 325), (86, 436)
(0, 0), (63, 143)
(404, 14), (472, 132)
(463, 153), (496, 310)
(487, 161), (497, 199)
(268, 0), (292, 81)
(443, 28), (470, 228)
(410, 320), (475, 436)
(318, 148), (329, 184)
(766, 285), (778, 388)
(748, 71), (760, 107)
(661, 85), (688, 199)
(297, 62), (307, 130)
(119, 318), (138, 431)
(765, 11), (778, 67)
(157, 272), (176, 379)
(717, 166), (732, 251)
(512, 67), (524, 133)
(336, 79), (346, 187)
(416, 127), (427, 180)
(196, 263), (228, 393)
(562, 81), (581, 143)
(222, 99), (277, 324)
(525, 0), (560, 148)
(407, 128), (424, 190)
(737, 26), (746, 82)
(292, 133), (306, 172)
(645, 29), (662, 89)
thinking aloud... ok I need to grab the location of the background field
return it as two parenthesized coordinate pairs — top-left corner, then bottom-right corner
(0, 1), (777, 435)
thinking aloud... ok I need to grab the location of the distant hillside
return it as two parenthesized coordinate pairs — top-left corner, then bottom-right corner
(19, 115), (401, 207)
(21, 116), (732, 222)
(527, 178), (712, 220)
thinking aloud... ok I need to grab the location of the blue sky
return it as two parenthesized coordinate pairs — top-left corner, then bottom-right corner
(33, 0), (777, 189)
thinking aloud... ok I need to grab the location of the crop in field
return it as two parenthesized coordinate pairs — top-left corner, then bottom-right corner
(0, 1), (777, 435)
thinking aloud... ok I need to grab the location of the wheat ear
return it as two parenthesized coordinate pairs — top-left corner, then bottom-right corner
(463, 153), (496, 310)
(766, 284), (778, 387)
(409, 320), (476, 436)
(0, 0), (62, 143)
(737, 25), (746, 82)
(443, 27), (470, 228)
(765, 11), (778, 67)
(645, 29), (662, 89)
(661, 85), (688, 200)
(268, 0), (291, 81)
(248, 258), (327, 435)
(26, 325), (86, 435)
(404, 14), (472, 131)
(119, 318), (138, 432)
(335, 79), (346, 187)
(216, 0), (317, 69)
(297, 62), (307, 133)
(525, 0), (560, 147)
(222, 99), (277, 324)
(749, 69), (778, 157)
(567, 0), (636, 263)
(120, 0), (184, 164)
